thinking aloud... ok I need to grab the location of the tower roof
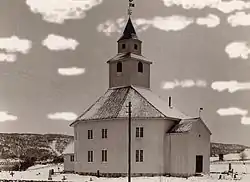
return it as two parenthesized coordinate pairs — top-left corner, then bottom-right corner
(118, 17), (138, 41)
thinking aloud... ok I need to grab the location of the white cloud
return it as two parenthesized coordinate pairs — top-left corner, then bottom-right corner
(48, 112), (77, 121)
(217, 108), (250, 125)
(42, 34), (79, 51)
(225, 42), (250, 59)
(162, 79), (207, 89)
(162, 0), (250, 13)
(98, 14), (222, 36)
(217, 107), (248, 116)
(97, 20), (121, 36)
(149, 16), (194, 31)
(211, 81), (250, 93)
(26, 0), (103, 24)
(58, 67), (85, 76)
(0, 36), (32, 54)
(196, 80), (207, 87)
(0, 53), (17, 62)
(97, 16), (193, 35)
(228, 12), (250, 27)
(241, 116), (250, 125)
(216, 0), (250, 13)
(196, 14), (220, 27)
(0, 111), (18, 122)
(162, 0), (217, 9)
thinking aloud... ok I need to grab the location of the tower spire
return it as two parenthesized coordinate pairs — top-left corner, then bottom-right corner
(118, 0), (137, 42)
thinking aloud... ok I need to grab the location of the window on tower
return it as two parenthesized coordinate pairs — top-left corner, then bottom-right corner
(122, 44), (126, 49)
(138, 62), (143, 73)
(134, 44), (138, 50)
(117, 62), (122, 72)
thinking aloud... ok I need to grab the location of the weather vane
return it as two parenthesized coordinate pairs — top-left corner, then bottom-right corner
(128, 0), (135, 16)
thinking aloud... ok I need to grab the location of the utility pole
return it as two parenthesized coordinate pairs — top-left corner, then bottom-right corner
(127, 101), (132, 182)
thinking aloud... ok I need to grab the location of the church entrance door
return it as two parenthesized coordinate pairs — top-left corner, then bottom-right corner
(196, 155), (203, 173)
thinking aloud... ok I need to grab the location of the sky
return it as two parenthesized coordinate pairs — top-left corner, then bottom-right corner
(0, 0), (250, 146)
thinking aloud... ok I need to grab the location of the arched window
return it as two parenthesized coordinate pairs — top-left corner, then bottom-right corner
(138, 62), (143, 73)
(117, 62), (122, 72)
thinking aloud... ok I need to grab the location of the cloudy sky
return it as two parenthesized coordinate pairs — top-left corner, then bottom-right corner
(0, 0), (250, 146)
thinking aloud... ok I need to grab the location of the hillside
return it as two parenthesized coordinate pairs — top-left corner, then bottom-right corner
(0, 133), (73, 161)
(0, 133), (249, 161)
(211, 142), (250, 156)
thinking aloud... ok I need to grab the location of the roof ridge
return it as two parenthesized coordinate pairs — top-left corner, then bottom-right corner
(109, 85), (131, 90)
(116, 86), (131, 117)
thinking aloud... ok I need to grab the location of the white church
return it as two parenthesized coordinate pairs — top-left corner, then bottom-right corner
(66, 16), (212, 177)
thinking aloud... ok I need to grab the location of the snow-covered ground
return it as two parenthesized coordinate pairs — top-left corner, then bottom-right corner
(211, 149), (250, 162)
(1, 161), (250, 181)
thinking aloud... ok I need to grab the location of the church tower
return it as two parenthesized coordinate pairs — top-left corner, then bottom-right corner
(107, 17), (152, 89)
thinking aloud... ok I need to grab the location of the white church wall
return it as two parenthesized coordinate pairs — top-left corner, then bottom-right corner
(131, 118), (174, 174)
(187, 120), (211, 175)
(64, 154), (74, 172)
(165, 133), (190, 176)
(74, 119), (127, 174)
(74, 118), (175, 174)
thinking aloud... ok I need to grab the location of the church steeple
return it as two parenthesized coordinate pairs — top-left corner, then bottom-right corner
(118, 17), (138, 41)
(117, 17), (142, 55)
(107, 1), (152, 89)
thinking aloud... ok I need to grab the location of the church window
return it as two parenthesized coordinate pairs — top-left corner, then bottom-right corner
(70, 155), (74, 162)
(136, 150), (144, 162)
(122, 44), (126, 49)
(88, 130), (93, 139)
(136, 127), (143, 138)
(102, 129), (108, 138)
(138, 62), (143, 73)
(88, 151), (93, 162)
(102, 149), (108, 162)
(117, 62), (122, 72)
(134, 44), (138, 50)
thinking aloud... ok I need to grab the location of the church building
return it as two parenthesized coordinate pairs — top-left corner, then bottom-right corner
(69, 16), (211, 177)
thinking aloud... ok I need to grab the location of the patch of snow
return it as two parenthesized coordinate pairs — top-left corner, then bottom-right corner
(50, 140), (61, 156)
(63, 142), (74, 154)
(2, 162), (250, 181)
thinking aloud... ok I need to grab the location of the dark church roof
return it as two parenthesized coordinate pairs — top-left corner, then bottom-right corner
(169, 118), (198, 133)
(169, 117), (212, 134)
(118, 17), (139, 41)
(70, 86), (190, 126)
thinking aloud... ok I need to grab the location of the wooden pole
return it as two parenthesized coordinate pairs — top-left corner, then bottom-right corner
(128, 101), (132, 182)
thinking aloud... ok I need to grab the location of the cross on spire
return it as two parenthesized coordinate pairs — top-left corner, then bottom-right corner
(128, 0), (135, 16)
